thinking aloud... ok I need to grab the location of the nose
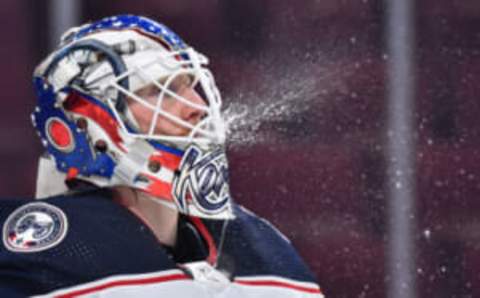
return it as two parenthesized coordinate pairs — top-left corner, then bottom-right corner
(180, 87), (207, 124)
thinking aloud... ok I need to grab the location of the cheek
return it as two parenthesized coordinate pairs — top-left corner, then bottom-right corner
(154, 101), (191, 135)
(128, 97), (187, 135)
(160, 98), (182, 116)
(129, 102), (154, 133)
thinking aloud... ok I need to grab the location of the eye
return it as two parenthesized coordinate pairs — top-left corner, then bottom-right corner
(136, 85), (161, 98)
(145, 86), (161, 98)
(167, 75), (193, 94)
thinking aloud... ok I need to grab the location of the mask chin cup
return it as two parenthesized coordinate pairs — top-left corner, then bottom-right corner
(171, 144), (234, 220)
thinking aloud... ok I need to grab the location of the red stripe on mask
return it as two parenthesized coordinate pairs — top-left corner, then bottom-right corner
(64, 92), (125, 152)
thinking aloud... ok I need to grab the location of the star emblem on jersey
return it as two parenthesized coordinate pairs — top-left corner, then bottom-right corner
(172, 145), (233, 219)
(3, 202), (68, 253)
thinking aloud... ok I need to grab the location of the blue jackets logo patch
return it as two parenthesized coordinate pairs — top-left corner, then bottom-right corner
(2, 202), (68, 253)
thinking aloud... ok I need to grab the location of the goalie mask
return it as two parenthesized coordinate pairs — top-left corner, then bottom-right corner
(32, 15), (233, 219)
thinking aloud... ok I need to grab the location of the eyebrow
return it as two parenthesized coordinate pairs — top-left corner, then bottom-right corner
(134, 74), (193, 98)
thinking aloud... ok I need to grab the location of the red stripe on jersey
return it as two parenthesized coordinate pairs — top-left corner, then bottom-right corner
(235, 279), (322, 294)
(190, 216), (218, 265)
(55, 273), (190, 298)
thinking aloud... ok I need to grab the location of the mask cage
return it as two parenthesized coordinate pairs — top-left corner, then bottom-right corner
(104, 47), (226, 147)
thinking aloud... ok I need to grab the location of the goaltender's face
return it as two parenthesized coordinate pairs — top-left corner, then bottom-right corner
(128, 74), (207, 137)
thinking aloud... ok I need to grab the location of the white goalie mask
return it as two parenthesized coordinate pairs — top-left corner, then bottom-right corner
(32, 15), (233, 219)
(83, 30), (226, 147)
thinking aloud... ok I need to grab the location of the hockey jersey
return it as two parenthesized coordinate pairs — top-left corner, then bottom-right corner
(0, 188), (323, 297)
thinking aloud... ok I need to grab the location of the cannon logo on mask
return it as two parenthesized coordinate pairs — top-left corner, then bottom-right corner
(172, 145), (231, 216)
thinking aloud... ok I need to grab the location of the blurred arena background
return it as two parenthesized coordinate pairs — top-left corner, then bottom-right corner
(2, 1), (480, 297)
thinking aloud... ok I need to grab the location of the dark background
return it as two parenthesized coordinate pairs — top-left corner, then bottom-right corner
(2, 1), (480, 297)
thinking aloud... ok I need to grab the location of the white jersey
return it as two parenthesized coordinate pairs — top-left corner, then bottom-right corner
(35, 268), (323, 298)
